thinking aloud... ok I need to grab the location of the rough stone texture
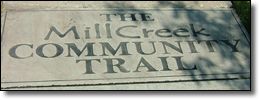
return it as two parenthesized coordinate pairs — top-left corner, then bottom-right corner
(2, 1), (232, 10)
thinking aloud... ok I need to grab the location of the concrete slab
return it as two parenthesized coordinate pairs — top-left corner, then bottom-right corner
(1, 8), (250, 90)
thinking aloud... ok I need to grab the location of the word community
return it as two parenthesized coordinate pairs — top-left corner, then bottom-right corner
(8, 13), (240, 74)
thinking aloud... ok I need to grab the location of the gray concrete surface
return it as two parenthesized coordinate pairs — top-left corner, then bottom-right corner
(2, 79), (250, 90)
(2, 1), (232, 10)
(1, 1), (251, 90)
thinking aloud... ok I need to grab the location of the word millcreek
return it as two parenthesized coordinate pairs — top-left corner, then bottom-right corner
(8, 13), (240, 74)
(45, 13), (209, 39)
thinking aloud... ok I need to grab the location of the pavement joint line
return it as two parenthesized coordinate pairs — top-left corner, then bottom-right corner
(1, 78), (249, 89)
(1, 72), (250, 84)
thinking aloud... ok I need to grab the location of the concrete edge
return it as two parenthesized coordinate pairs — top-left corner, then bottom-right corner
(1, 79), (250, 90)
(2, 8), (235, 11)
(230, 9), (251, 43)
